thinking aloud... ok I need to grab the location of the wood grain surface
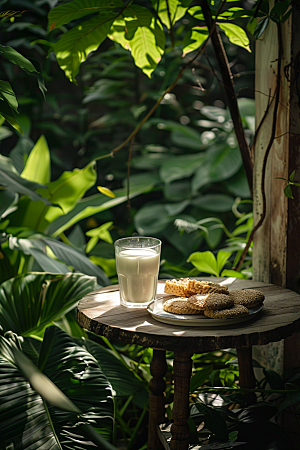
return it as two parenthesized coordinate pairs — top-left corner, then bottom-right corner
(77, 278), (300, 352)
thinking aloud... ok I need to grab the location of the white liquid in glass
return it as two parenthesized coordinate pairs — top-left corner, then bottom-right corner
(116, 248), (160, 305)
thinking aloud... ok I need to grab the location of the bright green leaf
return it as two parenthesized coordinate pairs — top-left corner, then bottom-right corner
(0, 101), (22, 133)
(284, 184), (293, 199)
(0, 44), (37, 72)
(187, 251), (219, 276)
(48, 0), (122, 30)
(0, 80), (18, 112)
(54, 12), (115, 82)
(97, 185), (116, 197)
(216, 250), (232, 274)
(21, 135), (50, 184)
(151, 0), (192, 28)
(221, 269), (247, 279)
(218, 23), (251, 52)
(183, 26), (209, 56)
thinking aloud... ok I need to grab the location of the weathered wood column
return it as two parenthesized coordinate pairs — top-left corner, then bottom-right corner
(253, 3), (300, 444)
(253, 2), (300, 371)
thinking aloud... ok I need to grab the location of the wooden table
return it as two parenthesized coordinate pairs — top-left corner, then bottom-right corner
(77, 278), (300, 450)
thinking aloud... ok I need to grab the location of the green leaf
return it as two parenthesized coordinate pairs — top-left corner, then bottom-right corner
(191, 194), (235, 212)
(253, 16), (269, 39)
(194, 402), (229, 440)
(0, 168), (54, 205)
(187, 251), (219, 276)
(86, 221), (113, 253)
(48, 0), (123, 30)
(0, 44), (37, 72)
(216, 250), (232, 274)
(221, 269), (247, 279)
(160, 154), (205, 184)
(190, 365), (213, 393)
(182, 26), (209, 56)
(21, 135), (51, 184)
(123, 5), (165, 77)
(0, 100), (22, 133)
(0, 272), (96, 336)
(0, 80), (18, 112)
(48, 179), (158, 237)
(247, 17), (257, 35)
(76, 337), (146, 397)
(0, 327), (115, 449)
(218, 23), (251, 52)
(134, 204), (172, 235)
(97, 185), (116, 197)
(151, 0), (191, 28)
(284, 184), (293, 199)
(54, 12), (115, 82)
(188, 5), (204, 20)
(39, 236), (110, 286)
(289, 170), (295, 181)
(0, 190), (16, 217)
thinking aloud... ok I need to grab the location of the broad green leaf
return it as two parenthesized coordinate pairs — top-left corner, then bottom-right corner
(54, 12), (115, 82)
(0, 44), (37, 72)
(187, 251), (219, 276)
(151, 0), (192, 28)
(191, 194), (235, 212)
(134, 204), (172, 235)
(216, 250), (232, 274)
(0, 272), (96, 336)
(38, 236), (110, 286)
(0, 80), (18, 112)
(218, 23), (251, 52)
(190, 365), (213, 393)
(183, 27), (209, 56)
(123, 6), (165, 77)
(0, 327), (115, 449)
(48, 177), (158, 237)
(48, 0), (122, 30)
(194, 402), (229, 440)
(224, 168), (251, 198)
(76, 337), (146, 397)
(221, 269), (247, 279)
(0, 168), (54, 205)
(43, 161), (97, 217)
(0, 100), (22, 133)
(90, 255), (116, 277)
(188, 5), (204, 20)
(108, 19), (131, 49)
(284, 184), (293, 199)
(0, 190), (16, 217)
(21, 135), (50, 184)
(160, 154), (205, 184)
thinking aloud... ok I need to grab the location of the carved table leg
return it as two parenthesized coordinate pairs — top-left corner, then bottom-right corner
(237, 346), (257, 405)
(170, 352), (193, 450)
(148, 349), (168, 450)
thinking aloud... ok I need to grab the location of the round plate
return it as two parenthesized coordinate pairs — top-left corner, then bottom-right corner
(147, 295), (263, 327)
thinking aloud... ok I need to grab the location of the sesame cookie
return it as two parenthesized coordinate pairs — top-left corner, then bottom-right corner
(204, 304), (249, 319)
(187, 293), (233, 311)
(187, 279), (229, 295)
(229, 289), (265, 308)
(162, 297), (201, 314)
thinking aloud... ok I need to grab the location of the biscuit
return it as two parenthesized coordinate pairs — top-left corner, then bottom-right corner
(204, 304), (249, 319)
(229, 289), (265, 308)
(187, 293), (233, 311)
(164, 278), (192, 297)
(187, 279), (229, 295)
(162, 298), (201, 314)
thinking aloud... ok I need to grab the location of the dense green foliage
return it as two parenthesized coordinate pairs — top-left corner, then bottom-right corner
(0, 0), (299, 449)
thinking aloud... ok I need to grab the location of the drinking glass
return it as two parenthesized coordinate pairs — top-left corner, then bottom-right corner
(114, 236), (161, 308)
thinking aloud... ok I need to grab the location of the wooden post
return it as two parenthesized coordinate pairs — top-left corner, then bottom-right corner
(237, 347), (257, 406)
(253, 3), (300, 445)
(170, 352), (193, 450)
(148, 349), (168, 450)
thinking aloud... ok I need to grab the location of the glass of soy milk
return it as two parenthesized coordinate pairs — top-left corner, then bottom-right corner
(115, 236), (161, 308)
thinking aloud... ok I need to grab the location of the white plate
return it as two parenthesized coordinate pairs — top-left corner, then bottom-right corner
(147, 295), (263, 327)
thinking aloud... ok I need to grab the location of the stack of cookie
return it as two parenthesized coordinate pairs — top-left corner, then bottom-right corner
(162, 278), (264, 319)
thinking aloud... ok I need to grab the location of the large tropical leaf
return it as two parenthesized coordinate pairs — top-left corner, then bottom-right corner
(54, 12), (116, 82)
(151, 0), (191, 28)
(0, 44), (37, 72)
(0, 326), (115, 449)
(49, 0), (123, 29)
(76, 337), (147, 397)
(110, 6), (165, 77)
(0, 166), (54, 205)
(21, 135), (51, 184)
(0, 272), (96, 336)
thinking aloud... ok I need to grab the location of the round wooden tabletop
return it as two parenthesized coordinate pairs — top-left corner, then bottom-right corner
(77, 278), (300, 352)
